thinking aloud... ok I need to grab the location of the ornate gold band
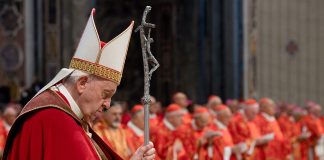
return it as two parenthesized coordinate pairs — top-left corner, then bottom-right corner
(69, 58), (122, 84)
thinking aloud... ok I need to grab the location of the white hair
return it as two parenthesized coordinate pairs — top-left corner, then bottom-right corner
(64, 70), (91, 84)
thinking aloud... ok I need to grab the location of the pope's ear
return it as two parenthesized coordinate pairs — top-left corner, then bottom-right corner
(76, 76), (89, 94)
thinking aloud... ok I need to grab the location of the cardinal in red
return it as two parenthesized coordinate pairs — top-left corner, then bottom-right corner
(93, 102), (131, 159)
(182, 106), (224, 160)
(228, 99), (268, 160)
(211, 104), (245, 160)
(301, 103), (324, 160)
(0, 105), (20, 156)
(149, 96), (162, 127)
(151, 103), (192, 160)
(277, 104), (301, 160)
(172, 92), (192, 125)
(253, 98), (289, 160)
(125, 105), (145, 155)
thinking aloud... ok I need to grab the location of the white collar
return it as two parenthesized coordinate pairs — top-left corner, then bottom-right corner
(214, 119), (227, 130)
(191, 120), (198, 130)
(181, 108), (188, 114)
(261, 112), (275, 122)
(52, 83), (83, 119)
(127, 121), (144, 136)
(150, 113), (157, 118)
(163, 118), (175, 131)
(3, 121), (11, 132)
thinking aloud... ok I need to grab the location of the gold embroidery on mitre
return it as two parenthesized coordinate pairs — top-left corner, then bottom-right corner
(69, 58), (122, 84)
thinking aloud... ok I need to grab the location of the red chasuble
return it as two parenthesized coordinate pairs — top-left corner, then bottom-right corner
(228, 113), (262, 160)
(301, 114), (324, 160)
(124, 122), (144, 156)
(254, 114), (289, 160)
(278, 113), (304, 159)
(2, 90), (122, 160)
(321, 117), (324, 132)
(151, 120), (190, 160)
(0, 119), (9, 153)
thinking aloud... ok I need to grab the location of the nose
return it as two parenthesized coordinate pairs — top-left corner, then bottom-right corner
(103, 99), (111, 109)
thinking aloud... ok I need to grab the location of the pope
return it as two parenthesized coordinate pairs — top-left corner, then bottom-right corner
(2, 8), (155, 160)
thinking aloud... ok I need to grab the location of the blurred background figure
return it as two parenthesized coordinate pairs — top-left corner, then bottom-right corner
(302, 103), (324, 160)
(149, 96), (163, 127)
(228, 99), (265, 160)
(125, 104), (144, 156)
(0, 103), (20, 157)
(120, 101), (131, 126)
(206, 95), (222, 117)
(226, 99), (239, 116)
(172, 92), (192, 125)
(254, 98), (288, 160)
(210, 104), (243, 160)
(93, 102), (131, 159)
(151, 103), (186, 159)
(207, 95), (223, 107)
(183, 106), (222, 159)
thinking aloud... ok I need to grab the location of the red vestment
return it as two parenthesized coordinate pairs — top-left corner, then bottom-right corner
(151, 119), (190, 160)
(124, 121), (144, 155)
(182, 111), (192, 125)
(228, 113), (262, 160)
(0, 119), (9, 153)
(149, 114), (161, 127)
(181, 120), (223, 160)
(321, 117), (324, 131)
(182, 122), (203, 159)
(301, 115), (324, 160)
(121, 112), (131, 126)
(210, 120), (236, 160)
(2, 90), (122, 160)
(254, 114), (289, 160)
(278, 113), (301, 160)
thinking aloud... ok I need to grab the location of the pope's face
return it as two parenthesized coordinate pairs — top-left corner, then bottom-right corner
(77, 76), (117, 119)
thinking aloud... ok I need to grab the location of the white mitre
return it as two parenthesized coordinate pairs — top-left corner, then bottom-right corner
(34, 8), (134, 97)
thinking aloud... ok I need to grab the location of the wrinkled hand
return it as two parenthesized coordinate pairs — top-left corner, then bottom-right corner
(199, 130), (222, 145)
(130, 142), (156, 160)
(203, 130), (222, 139)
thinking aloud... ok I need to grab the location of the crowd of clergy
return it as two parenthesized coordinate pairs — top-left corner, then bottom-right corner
(0, 92), (324, 160)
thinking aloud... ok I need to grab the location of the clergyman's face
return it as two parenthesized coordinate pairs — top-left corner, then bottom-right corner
(174, 93), (188, 108)
(78, 76), (117, 118)
(103, 105), (122, 128)
(194, 113), (210, 130)
(245, 106), (259, 121)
